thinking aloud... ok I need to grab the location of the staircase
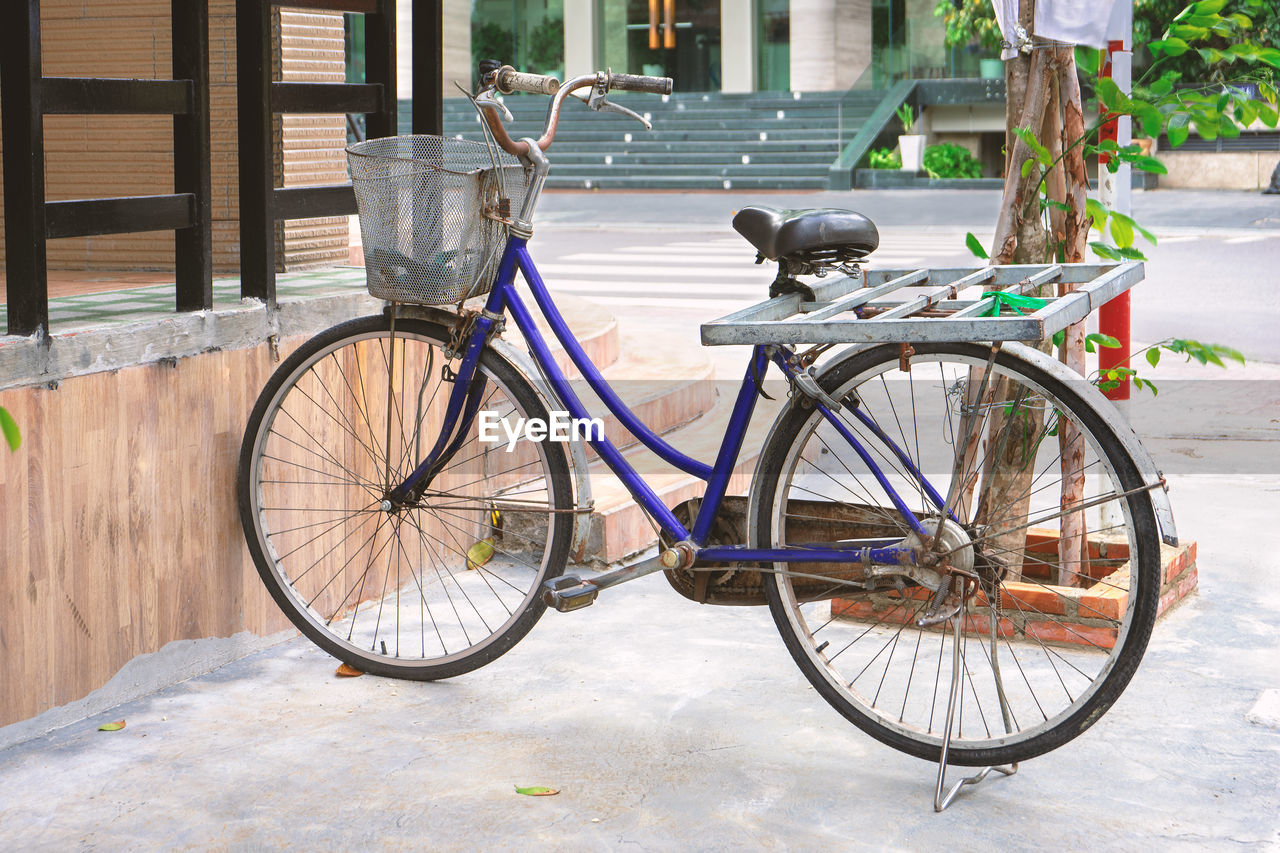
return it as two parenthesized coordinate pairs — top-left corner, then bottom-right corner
(437, 90), (885, 191)
(521, 294), (777, 565)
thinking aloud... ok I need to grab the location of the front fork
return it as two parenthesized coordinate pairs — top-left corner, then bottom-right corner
(386, 310), (497, 505)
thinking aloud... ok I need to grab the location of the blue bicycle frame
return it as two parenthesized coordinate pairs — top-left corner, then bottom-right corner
(390, 233), (955, 568)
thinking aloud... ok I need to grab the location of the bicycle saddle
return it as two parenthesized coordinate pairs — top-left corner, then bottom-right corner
(732, 206), (879, 262)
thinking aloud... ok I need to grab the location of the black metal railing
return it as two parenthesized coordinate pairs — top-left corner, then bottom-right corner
(0, 0), (213, 337)
(236, 0), (398, 305)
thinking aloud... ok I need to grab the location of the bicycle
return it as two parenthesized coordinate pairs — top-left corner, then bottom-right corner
(237, 62), (1177, 806)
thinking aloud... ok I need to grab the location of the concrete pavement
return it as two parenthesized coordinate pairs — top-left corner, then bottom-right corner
(2, 186), (1278, 849)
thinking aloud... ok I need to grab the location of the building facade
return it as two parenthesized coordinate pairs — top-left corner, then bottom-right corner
(401, 0), (990, 101)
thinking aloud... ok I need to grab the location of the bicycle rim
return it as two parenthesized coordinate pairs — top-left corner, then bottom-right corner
(756, 343), (1160, 765)
(239, 317), (571, 679)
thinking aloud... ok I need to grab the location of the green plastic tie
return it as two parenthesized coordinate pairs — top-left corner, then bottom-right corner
(979, 290), (1049, 317)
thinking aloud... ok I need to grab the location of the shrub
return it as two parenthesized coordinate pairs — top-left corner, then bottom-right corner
(868, 147), (902, 169)
(923, 142), (983, 179)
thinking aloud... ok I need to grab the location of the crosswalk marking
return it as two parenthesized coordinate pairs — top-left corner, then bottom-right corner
(539, 279), (769, 294)
(533, 230), (987, 311)
(560, 252), (755, 265)
(533, 263), (771, 279)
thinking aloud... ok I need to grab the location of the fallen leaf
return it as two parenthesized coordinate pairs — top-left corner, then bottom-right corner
(335, 663), (364, 677)
(514, 785), (559, 797)
(98, 720), (126, 732)
(467, 538), (495, 570)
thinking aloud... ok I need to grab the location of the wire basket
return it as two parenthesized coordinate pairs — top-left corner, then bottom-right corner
(347, 135), (528, 305)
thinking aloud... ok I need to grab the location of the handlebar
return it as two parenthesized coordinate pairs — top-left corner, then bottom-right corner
(608, 72), (674, 95)
(477, 67), (673, 158)
(495, 66), (560, 96)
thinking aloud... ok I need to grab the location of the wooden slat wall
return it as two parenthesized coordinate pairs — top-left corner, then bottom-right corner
(279, 8), (350, 270)
(0, 337), (311, 727)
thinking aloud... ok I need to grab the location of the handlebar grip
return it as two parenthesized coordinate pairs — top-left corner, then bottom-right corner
(495, 66), (560, 96)
(609, 72), (674, 95)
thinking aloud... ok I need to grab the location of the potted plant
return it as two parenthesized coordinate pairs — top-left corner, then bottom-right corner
(934, 0), (1005, 79)
(896, 104), (926, 173)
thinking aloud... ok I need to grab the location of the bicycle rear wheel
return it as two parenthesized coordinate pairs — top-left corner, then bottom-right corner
(752, 342), (1160, 766)
(238, 315), (573, 680)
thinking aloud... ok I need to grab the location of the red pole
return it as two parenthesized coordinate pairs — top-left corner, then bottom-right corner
(1098, 38), (1131, 403)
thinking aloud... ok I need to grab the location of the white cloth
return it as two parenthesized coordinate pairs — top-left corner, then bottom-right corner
(991, 0), (1022, 60)
(1034, 0), (1127, 48)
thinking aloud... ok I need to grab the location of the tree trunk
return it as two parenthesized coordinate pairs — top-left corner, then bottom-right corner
(1055, 45), (1092, 586)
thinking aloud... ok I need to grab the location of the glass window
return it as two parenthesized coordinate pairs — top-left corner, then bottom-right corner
(600, 0), (721, 92)
(471, 0), (565, 80)
(756, 0), (789, 92)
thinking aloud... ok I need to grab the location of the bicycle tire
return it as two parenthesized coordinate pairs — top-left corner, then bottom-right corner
(238, 315), (573, 680)
(752, 342), (1160, 766)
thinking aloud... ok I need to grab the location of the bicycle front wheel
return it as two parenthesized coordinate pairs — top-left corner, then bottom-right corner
(238, 315), (573, 680)
(753, 342), (1160, 766)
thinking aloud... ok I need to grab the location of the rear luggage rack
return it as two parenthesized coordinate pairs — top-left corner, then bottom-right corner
(701, 262), (1144, 345)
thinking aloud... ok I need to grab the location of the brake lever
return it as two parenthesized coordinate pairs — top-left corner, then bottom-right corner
(473, 87), (513, 122)
(571, 74), (652, 130)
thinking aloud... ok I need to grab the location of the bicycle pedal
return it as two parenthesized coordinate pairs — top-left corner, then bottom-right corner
(542, 575), (599, 612)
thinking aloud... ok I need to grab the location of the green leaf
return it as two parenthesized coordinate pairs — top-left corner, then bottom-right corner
(1183, 13), (1221, 27)
(1258, 48), (1280, 70)
(1192, 0), (1228, 15)
(1132, 101), (1165, 137)
(0, 407), (18, 452)
(1052, 330), (1066, 348)
(1111, 211), (1158, 245)
(1109, 214), (1135, 248)
(98, 720), (126, 732)
(1075, 46), (1100, 75)
(1192, 115), (1219, 140)
(1133, 155), (1168, 175)
(1013, 126), (1052, 166)
(1146, 348), (1162, 368)
(1167, 112), (1191, 147)
(1085, 198), (1109, 231)
(1090, 241), (1122, 260)
(1152, 37), (1189, 57)
(1151, 77), (1175, 97)
(1088, 333), (1121, 349)
(1239, 100), (1260, 127)
(1169, 24), (1209, 40)
(1211, 343), (1247, 366)
(1096, 78), (1131, 112)
(466, 537), (495, 570)
(1256, 103), (1278, 128)
(1021, 157), (1035, 179)
(965, 231), (989, 259)
(1116, 246), (1149, 260)
(1227, 12), (1253, 28)
(515, 785), (559, 797)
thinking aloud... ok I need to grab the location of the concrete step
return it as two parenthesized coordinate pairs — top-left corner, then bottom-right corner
(443, 124), (851, 143)
(548, 163), (832, 178)
(433, 88), (884, 191)
(545, 174), (829, 190)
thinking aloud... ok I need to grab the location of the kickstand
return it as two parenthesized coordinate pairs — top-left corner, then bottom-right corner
(932, 606), (1018, 812)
